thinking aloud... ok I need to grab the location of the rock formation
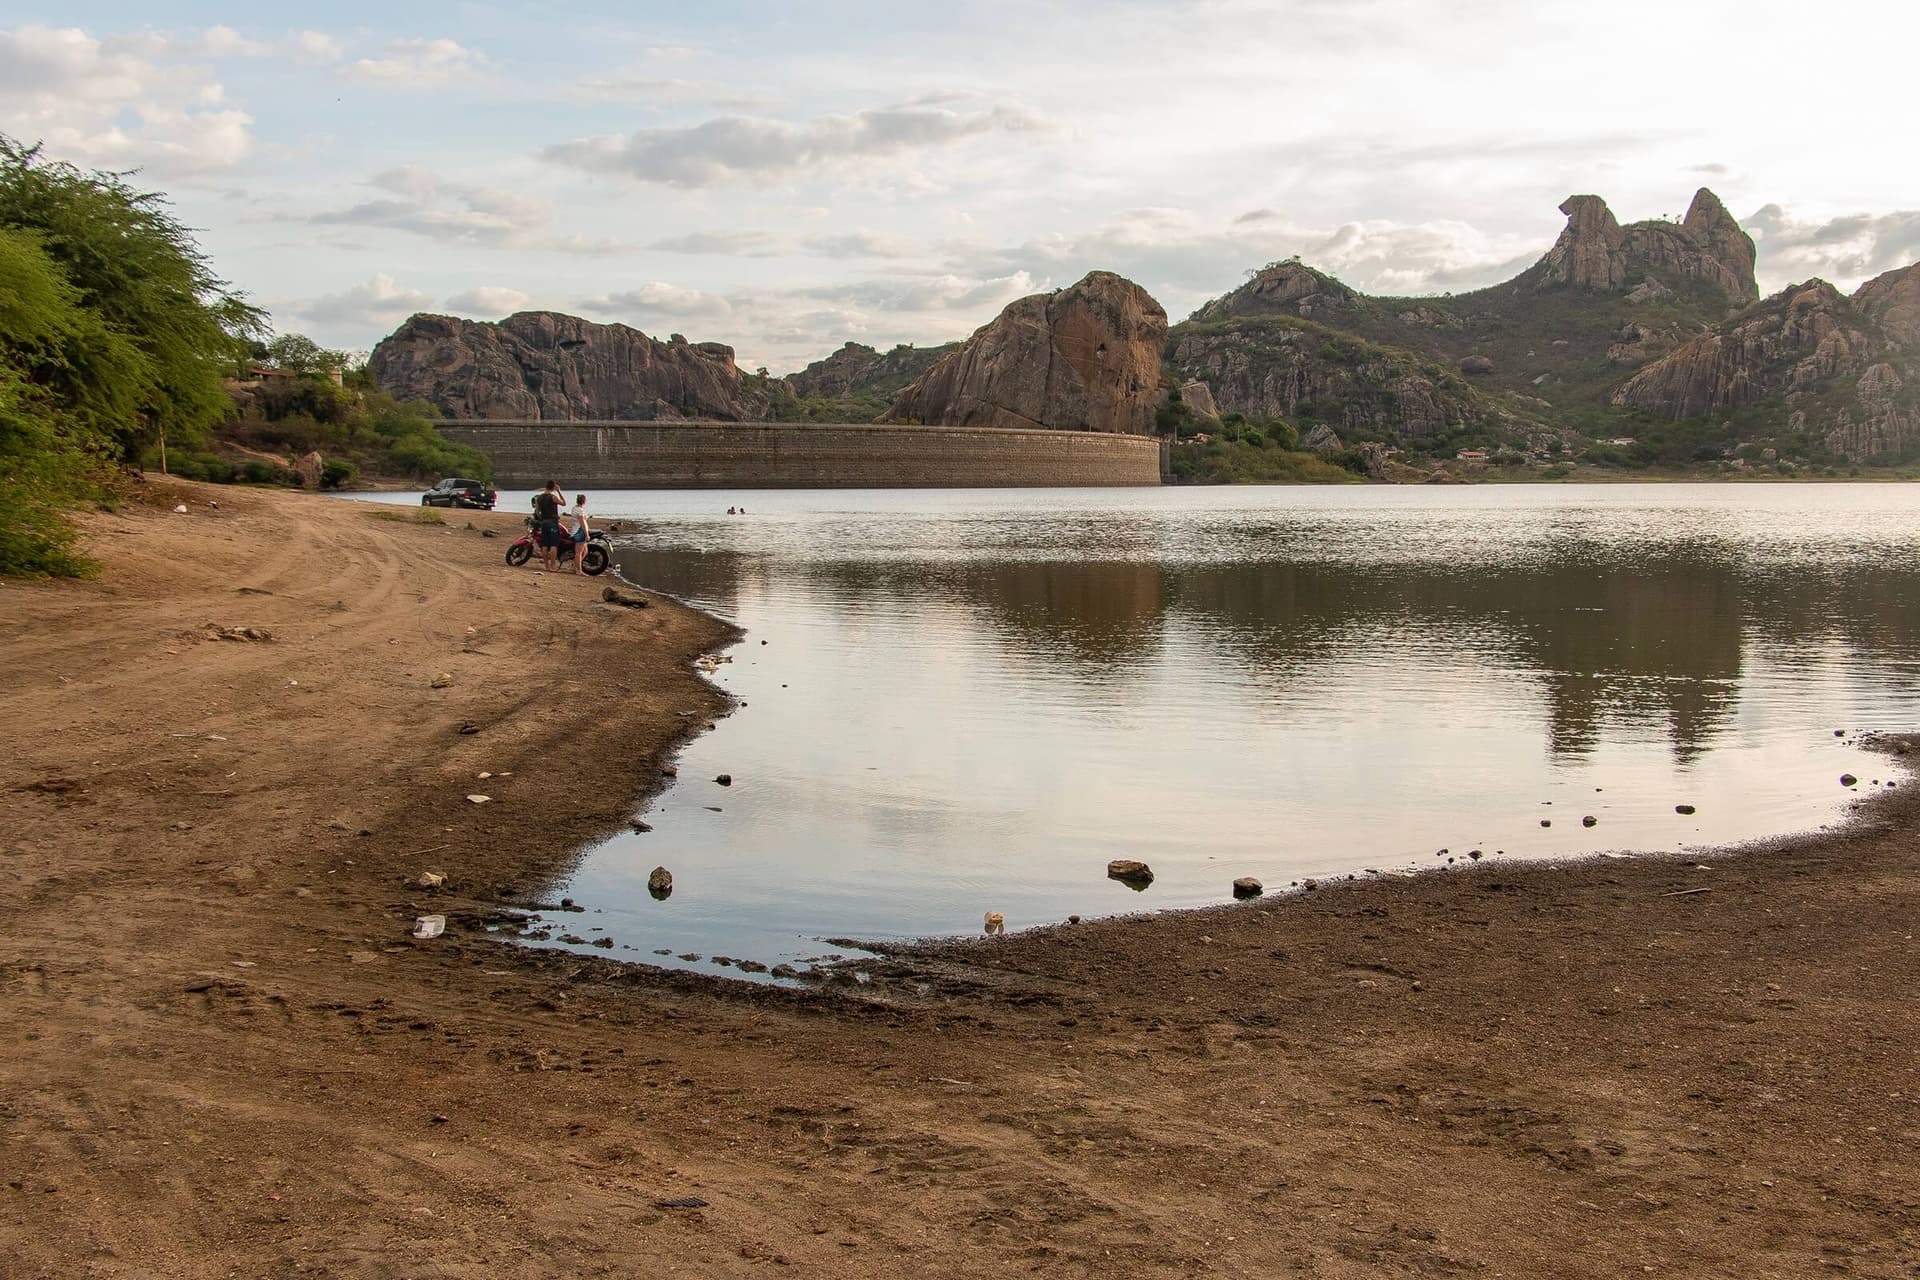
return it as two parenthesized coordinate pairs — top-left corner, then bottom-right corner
(1177, 379), (1221, 422)
(1612, 263), (1920, 460)
(784, 340), (955, 402)
(1189, 261), (1362, 324)
(882, 272), (1168, 434)
(1166, 319), (1512, 439)
(1856, 261), (1920, 348)
(368, 311), (782, 421)
(1537, 189), (1758, 304)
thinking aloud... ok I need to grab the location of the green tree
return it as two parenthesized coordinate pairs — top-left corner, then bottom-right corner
(0, 136), (265, 461)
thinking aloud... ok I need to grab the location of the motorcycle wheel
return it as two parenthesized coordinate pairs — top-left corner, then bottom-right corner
(582, 545), (609, 576)
(505, 543), (532, 567)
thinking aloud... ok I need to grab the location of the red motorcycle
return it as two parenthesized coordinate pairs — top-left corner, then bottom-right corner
(505, 517), (610, 575)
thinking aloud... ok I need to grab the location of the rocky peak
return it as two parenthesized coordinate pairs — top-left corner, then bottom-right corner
(1536, 190), (1757, 304)
(1855, 261), (1920, 349)
(1190, 261), (1360, 324)
(882, 271), (1168, 434)
(1681, 188), (1757, 299)
(785, 341), (882, 398)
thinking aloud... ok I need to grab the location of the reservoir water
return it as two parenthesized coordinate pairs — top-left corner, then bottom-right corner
(359, 484), (1920, 977)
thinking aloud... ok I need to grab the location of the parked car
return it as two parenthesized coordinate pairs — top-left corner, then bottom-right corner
(420, 477), (497, 510)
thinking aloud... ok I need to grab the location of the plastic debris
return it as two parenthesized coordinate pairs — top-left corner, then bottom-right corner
(412, 914), (446, 939)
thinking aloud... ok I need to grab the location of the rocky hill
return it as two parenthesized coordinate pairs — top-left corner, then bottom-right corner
(1613, 264), (1920, 460)
(881, 271), (1168, 434)
(368, 311), (786, 421)
(1170, 190), (1760, 447)
(784, 340), (957, 401)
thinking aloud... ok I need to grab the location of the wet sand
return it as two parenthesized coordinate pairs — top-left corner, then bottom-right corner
(2, 480), (1915, 1278)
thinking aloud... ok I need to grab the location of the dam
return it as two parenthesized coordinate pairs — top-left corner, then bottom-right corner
(437, 420), (1165, 489)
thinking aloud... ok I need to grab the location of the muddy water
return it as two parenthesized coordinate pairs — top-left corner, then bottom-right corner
(392, 484), (1920, 976)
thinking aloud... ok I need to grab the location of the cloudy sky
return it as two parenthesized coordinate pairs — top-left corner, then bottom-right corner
(4, 1), (1916, 372)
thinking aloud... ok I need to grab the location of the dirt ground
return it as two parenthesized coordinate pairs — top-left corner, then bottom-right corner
(2, 481), (1915, 1279)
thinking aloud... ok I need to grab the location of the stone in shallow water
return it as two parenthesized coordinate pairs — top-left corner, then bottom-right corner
(1106, 859), (1154, 885)
(1232, 877), (1263, 898)
(647, 866), (673, 899)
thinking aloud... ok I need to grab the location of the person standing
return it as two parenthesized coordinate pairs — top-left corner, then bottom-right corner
(569, 493), (591, 574)
(532, 481), (565, 572)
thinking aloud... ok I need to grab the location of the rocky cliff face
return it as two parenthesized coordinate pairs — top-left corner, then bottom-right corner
(1538, 189), (1758, 304)
(368, 311), (780, 421)
(784, 340), (955, 401)
(1611, 263), (1920, 460)
(882, 272), (1168, 433)
(1167, 317), (1529, 440)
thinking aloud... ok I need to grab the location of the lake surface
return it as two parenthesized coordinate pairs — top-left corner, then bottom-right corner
(354, 484), (1920, 977)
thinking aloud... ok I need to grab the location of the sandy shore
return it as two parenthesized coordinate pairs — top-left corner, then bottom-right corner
(3, 481), (1916, 1278)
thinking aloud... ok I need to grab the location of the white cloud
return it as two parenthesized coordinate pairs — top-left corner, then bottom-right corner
(648, 230), (784, 257)
(293, 30), (343, 63)
(0, 23), (254, 175)
(305, 167), (552, 245)
(299, 273), (434, 326)
(200, 26), (271, 58)
(541, 99), (1045, 187)
(444, 286), (531, 316)
(339, 37), (485, 85)
(1746, 204), (1920, 293)
(801, 231), (922, 260)
(578, 282), (734, 322)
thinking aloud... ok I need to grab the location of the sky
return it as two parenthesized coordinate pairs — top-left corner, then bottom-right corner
(3, 1), (1917, 373)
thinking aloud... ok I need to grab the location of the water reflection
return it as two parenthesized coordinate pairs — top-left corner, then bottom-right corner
(527, 486), (1920, 976)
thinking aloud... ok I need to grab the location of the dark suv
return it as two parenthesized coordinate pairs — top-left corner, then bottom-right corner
(420, 477), (497, 510)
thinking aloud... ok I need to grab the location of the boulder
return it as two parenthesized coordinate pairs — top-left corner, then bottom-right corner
(1178, 379), (1222, 422)
(367, 310), (785, 421)
(882, 272), (1168, 434)
(647, 866), (673, 898)
(1301, 423), (1345, 452)
(1106, 859), (1155, 884)
(293, 450), (324, 488)
(1855, 261), (1920, 349)
(1457, 355), (1495, 376)
(1231, 877), (1263, 898)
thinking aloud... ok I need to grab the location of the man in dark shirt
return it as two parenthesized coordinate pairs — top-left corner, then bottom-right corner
(532, 481), (565, 571)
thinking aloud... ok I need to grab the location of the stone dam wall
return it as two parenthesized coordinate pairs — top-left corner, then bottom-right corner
(438, 421), (1164, 489)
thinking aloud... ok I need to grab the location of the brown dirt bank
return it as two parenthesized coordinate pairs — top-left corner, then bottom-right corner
(2, 482), (1916, 1278)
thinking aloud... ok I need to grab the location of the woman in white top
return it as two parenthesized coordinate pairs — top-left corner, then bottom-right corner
(568, 493), (590, 573)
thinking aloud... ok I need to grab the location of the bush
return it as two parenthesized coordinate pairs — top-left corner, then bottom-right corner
(320, 459), (356, 489)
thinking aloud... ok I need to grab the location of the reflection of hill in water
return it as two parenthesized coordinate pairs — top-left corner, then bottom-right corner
(616, 538), (1920, 767)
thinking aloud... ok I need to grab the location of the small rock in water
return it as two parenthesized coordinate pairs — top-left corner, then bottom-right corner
(1834, 729), (1846, 737)
(983, 911), (1005, 935)
(1232, 877), (1264, 898)
(1675, 804), (1697, 815)
(1540, 819), (1551, 828)
(629, 818), (653, 832)
(647, 866), (673, 899)
(1582, 815), (1598, 827)
(1106, 859), (1154, 886)
(714, 774), (732, 786)
(1841, 774), (1859, 787)
(1467, 850), (1482, 861)
(1067, 914), (1081, 924)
